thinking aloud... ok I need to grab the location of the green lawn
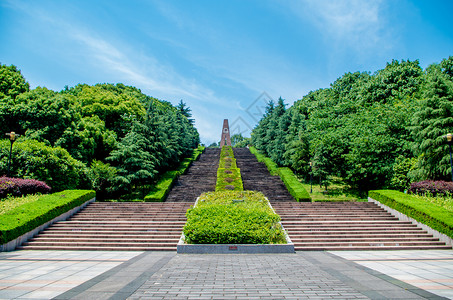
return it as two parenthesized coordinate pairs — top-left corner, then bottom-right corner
(299, 177), (367, 202)
(0, 194), (41, 215)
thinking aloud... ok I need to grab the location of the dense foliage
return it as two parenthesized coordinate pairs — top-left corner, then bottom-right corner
(252, 57), (453, 191)
(216, 146), (243, 191)
(0, 176), (51, 198)
(183, 191), (286, 244)
(0, 64), (199, 197)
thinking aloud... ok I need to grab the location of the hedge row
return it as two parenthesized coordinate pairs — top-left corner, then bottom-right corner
(215, 146), (243, 191)
(0, 177), (51, 198)
(0, 190), (95, 245)
(369, 190), (453, 239)
(408, 180), (453, 197)
(277, 168), (311, 202)
(249, 147), (311, 202)
(144, 146), (205, 202)
(183, 191), (286, 244)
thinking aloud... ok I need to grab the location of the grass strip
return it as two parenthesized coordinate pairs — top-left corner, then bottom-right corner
(0, 190), (95, 244)
(183, 191), (286, 244)
(369, 190), (453, 239)
(215, 146), (243, 191)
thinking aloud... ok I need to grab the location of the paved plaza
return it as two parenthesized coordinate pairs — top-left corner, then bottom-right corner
(0, 250), (452, 299)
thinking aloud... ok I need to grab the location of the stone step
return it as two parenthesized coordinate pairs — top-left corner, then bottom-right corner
(29, 237), (181, 243)
(16, 245), (176, 251)
(291, 237), (441, 242)
(294, 245), (453, 251)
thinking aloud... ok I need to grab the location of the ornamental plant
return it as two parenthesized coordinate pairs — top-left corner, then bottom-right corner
(183, 191), (286, 244)
(0, 176), (51, 198)
(408, 180), (453, 197)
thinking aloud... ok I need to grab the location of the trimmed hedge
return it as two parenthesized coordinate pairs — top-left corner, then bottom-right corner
(369, 190), (453, 239)
(277, 168), (311, 202)
(0, 177), (51, 198)
(0, 190), (95, 245)
(183, 191), (286, 244)
(144, 146), (205, 202)
(249, 147), (311, 202)
(215, 146), (243, 191)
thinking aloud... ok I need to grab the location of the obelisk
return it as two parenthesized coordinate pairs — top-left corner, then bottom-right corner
(219, 119), (232, 147)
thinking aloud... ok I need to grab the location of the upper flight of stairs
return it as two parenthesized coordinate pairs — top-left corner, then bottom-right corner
(17, 202), (191, 251)
(233, 148), (294, 202)
(166, 148), (220, 202)
(272, 201), (452, 251)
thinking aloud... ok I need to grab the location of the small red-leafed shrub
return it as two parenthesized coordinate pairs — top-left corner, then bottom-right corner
(408, 180), (453, 197)
(0, 176), (51, 198)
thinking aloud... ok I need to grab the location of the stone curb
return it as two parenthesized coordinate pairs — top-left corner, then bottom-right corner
(0, 197), (96, 252)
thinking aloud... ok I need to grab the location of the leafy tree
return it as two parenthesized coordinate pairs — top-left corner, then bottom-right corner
(411, 60), (453, 180)
(0, 64), (29, 100)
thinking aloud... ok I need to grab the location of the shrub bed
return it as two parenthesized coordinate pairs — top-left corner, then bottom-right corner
(0, 177), (51, 198)
(215, 146), (243, 191)
(408, 180), (453, 197)
(249, 147), (310, 202)
(0, 190), (95, 244)
(144, 146), (205, 202)
(369, 190), (453, 239)
(183, 191), (286, 244)
(277, 168), (311, 202)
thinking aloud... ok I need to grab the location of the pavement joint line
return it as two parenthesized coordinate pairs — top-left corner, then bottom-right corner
(52, 251), (148, 299)
(322, 251), (447, 300)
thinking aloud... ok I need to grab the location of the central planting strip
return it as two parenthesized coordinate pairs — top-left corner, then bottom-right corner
(177, 146), (294, 254)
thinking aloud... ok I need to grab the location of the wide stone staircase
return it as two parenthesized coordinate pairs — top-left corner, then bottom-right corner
(18, 201), (191, 251)
(234, 148), (294, 202)
(273, 201), (451, 251)
(166, 148), (220, 202)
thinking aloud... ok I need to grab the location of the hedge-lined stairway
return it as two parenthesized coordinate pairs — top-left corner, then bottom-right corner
(233, 148), (294, 202)
(18, 202), (191, 251)
(272, 201), (451, 251)
(166, 148), (220, 202)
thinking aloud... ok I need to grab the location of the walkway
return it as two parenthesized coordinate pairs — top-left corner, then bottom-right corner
(0, 250), (452, 299)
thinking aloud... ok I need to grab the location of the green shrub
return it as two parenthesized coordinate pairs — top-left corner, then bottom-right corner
(369, 190), (453, 238)
(277, 167), (311, 202)
(0, 190), (95, 244)
(0, 139), (89, 192)
(183, 191), (286, 244)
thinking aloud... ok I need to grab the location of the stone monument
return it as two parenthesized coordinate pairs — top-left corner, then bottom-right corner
(220, 119), (232, 147)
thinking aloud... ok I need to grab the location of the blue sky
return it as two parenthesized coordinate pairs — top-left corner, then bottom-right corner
(1, 0), (452, 145)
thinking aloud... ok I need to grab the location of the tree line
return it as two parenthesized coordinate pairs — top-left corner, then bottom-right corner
(251, 57), (453, 192)
(0, 64), (199, 198)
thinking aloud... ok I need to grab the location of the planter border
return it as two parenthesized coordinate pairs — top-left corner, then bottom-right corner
(0, 197), (95, 252)
(177, 196), (295, 254)
(368, 197), (453, 246)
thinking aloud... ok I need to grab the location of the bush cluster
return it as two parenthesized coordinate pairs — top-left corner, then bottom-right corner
(0, 176), (51, 198)
(0, 190), (95, 244)
(183, 191), (286, 244)
(408, 180), (453, 197)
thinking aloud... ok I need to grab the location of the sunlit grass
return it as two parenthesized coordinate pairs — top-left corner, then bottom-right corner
(298, 176), (367, 202)
(0, 194), (41, 215)
(412, 193), (453, 213)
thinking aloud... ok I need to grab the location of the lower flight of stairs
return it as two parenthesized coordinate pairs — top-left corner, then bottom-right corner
(17, 202), (192, 251)
(272, 201), (452, 251)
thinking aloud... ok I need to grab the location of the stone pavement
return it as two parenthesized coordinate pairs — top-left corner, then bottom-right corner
(0, 250), (451, 299)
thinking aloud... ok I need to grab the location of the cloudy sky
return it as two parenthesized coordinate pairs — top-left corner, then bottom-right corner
(1, 0), (452, 144)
